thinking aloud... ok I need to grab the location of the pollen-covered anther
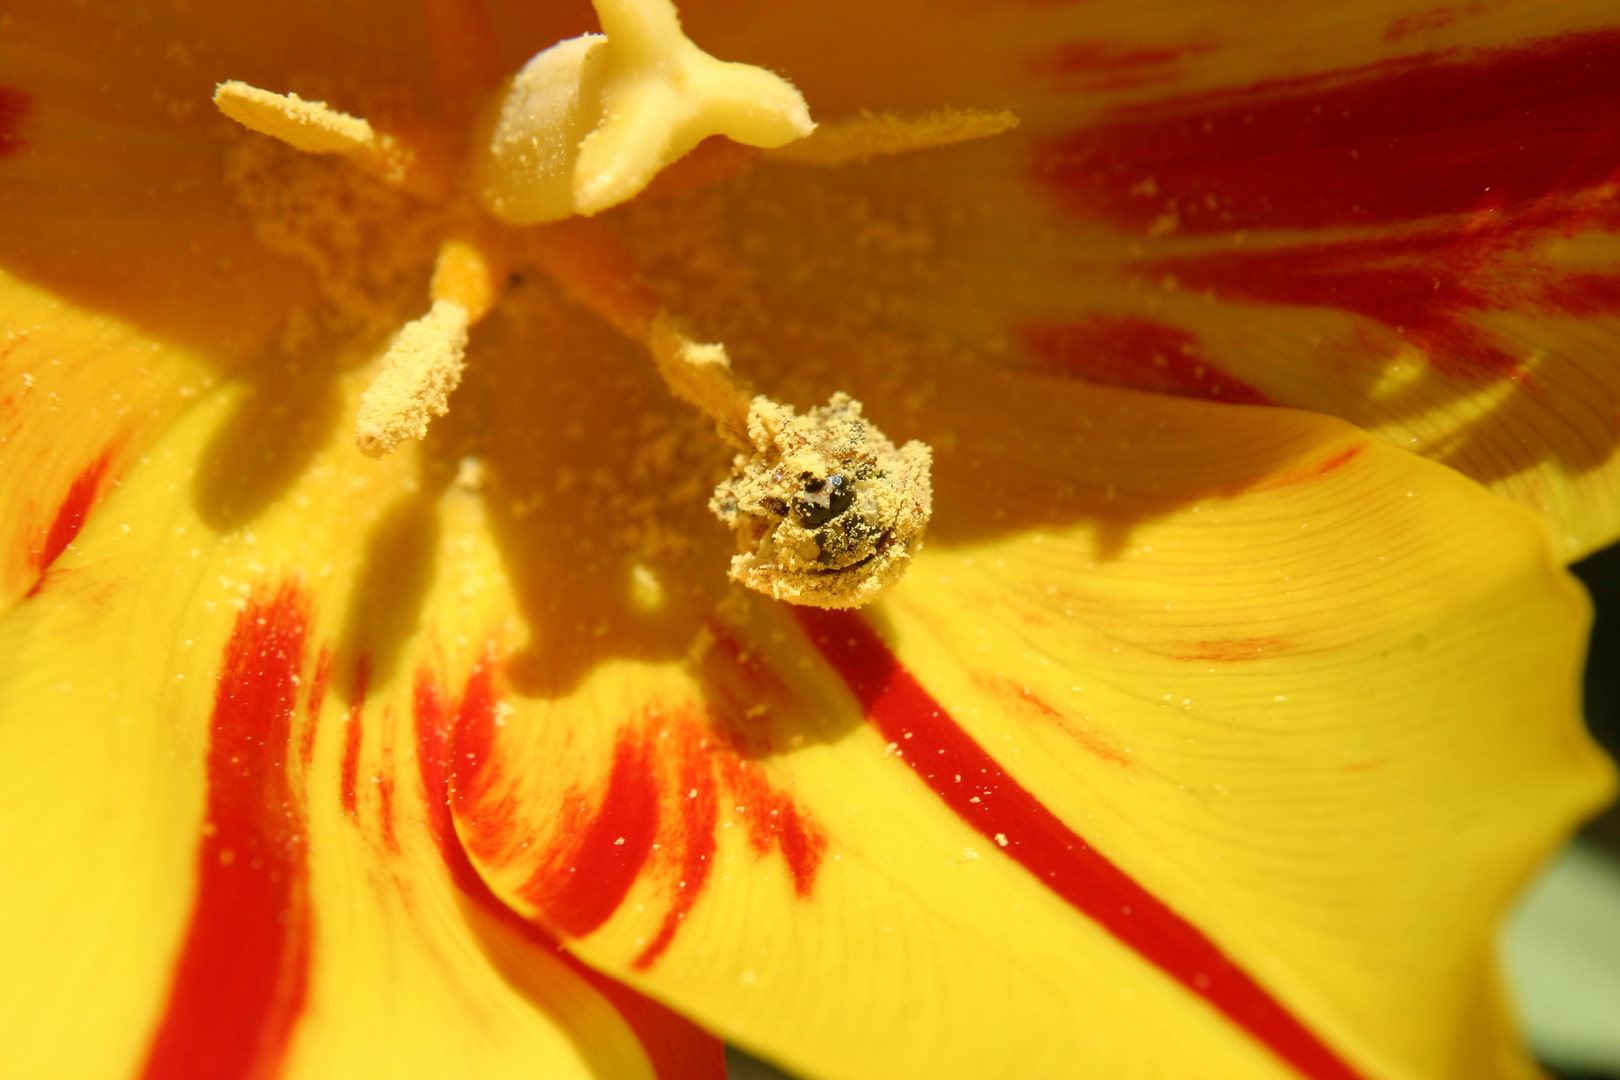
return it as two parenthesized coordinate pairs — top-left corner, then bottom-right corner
(214, 81), (378, 154)
(474, 0), (814, 225)
(353, 232), (510, 457)
(354, 299), (470, 458)
(213, 80), (449, 199)
(710, 393), (933, 609)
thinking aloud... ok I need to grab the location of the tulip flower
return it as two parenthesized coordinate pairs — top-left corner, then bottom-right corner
(0, 1), (1615, 1079)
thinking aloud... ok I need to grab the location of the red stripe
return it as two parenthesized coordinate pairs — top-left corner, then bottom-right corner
(519, 731), (662, 938)
(27, 452), (112, 595)
(633, 726), (720, 970)
(141, 583), (314, 1080)
(413, 667), (725, 1080)
(339, 655), (370, 815)
(1037, 27), (1620, 234)
(798, 608), (1369, 1080)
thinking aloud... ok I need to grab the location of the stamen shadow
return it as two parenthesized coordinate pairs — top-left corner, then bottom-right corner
(193, 343), (343, 533)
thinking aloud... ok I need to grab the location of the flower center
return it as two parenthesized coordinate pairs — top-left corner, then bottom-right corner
(213, 0), (1015, 609)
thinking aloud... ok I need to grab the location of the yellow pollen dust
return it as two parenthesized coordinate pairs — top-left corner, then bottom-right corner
(208, 0), (1020, 606)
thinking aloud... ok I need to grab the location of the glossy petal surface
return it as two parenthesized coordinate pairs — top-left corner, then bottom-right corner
(0, 2), (1615, 1080)
(452, 348), (1613, 1080)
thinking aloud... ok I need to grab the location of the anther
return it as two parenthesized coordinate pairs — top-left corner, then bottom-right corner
(212, 81), (450, 199)
(354, 232), (510, 456)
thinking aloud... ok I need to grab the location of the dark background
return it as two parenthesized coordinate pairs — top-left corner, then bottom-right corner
(1552, 545), (1620, 1080)
(1574, 545), (1620, 860)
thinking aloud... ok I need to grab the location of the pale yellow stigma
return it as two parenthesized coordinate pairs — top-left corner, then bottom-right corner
(475, 0), (814, 224)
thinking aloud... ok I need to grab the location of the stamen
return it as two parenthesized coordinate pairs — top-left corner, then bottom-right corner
(474, 0), (815, 224)
(354, 299), (470, 458)
(354, 231), (509, 457)
(768, 107), (1020, 167)
(430, 233), (510, 322)
(648, 314), (753, 448)
(214, 82), (376, 155)
(214, 81), (451, 200)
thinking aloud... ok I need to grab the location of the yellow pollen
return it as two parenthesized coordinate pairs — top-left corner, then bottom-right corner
(768, 107), (1021, 167)
(213, 81), (376, 155)
(354, 299), (470, 458)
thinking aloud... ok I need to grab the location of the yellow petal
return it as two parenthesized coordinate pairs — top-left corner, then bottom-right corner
(449, 352), (1611, 1080)
(0, 366), (721, 1079)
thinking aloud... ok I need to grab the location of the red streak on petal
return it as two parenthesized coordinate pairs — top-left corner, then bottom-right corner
(448, 663), (514, 859)
(339, 655), (370, 816)
(1384, 5), (1490, 44)
(27, 451), (113, 595)
(1047, 41), (1210, 75)
(715, 751), (827, 897)
(519, 731), (662, 938)
(1179, 638), (1290, 663)
(140, 583), (313, 1080)
(450, 655), (820, 969)
(0, 85), (29, 157)
(414, 670), (725, 1080)
(1040, 39), (1214, 92)
(1037, 29), (1620, 234)
(634, 726), (719, 970)
(1020, 317), (1271, 404)
(798, 609), (1370, 1080)
(1249, 444), (1365, 492)
(300, 646), (334, 770)
(975, 674), (1131, 765)
(1150, 235), (1527, 380)
(1540, 271), (1620, 317)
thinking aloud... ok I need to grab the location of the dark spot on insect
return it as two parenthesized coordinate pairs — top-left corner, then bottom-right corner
(760, 495), (789, 517)
(794, 473), (853, 528)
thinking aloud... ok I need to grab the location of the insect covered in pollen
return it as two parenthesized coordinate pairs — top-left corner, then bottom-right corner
(710, 392), (932, 610)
